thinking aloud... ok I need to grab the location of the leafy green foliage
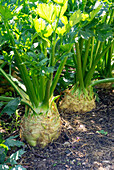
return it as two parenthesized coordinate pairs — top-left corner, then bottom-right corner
(0, 0), (80, 110)
(0, 143), (8, 164)
(69, 10), (82, 27)
(4, 135), (24, 148)
(6, 149), (26, 166)
(89, 4), (103, 22)
(0, 135), (26, 169)
(1, 98), (20, 116)
(96, 130), (108, 135)
(0, 5), (13, 20)
(0, 164), (9, 170)
(96, 23), (113, 41)
(55, 0), (114, 94)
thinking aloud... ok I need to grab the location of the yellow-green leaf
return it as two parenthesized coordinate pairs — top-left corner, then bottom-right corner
(33, 18), (45, 33)
(0, 144), (8, 151)
(61, 16), (68, 25)
(60, 1), (68, 18)
(44, 25), (53, 37)
(0, 5), (13, 20)
(69, 10), (82, 27)
(56, 26), (66, 36)
(81, 13), (89, 21)
(89, 4), (102, 22)
(36, 3), (57, 24)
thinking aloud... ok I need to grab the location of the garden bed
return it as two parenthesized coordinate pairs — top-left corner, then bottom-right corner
(0, 1), (113, 169)
(17, 89), (114, 170)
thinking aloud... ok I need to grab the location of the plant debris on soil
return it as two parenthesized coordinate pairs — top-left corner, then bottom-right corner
(1, 89), (114, 170)
(16, 89), (113, 170)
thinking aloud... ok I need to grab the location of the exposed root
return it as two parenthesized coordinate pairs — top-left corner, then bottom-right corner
(20, 102), (61, 147)
(59, 89), (96, 114)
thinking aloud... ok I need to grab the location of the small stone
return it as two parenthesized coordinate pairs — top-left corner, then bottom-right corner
(63, 142), (70, 146)
(82, 162), (86, 165)
(99, 118), (104, 122)
(102, 160), (110, 163)
(78, 124), (87, 131)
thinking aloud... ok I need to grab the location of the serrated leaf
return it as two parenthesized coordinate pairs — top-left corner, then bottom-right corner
(6, 149), (26, 166)
(1, 98), (20, 116)
(89, 4), (102, 22)
(78, 29), (94, 39)
(44, 24), (53, 37)
(60, 44), (73, 52)
(69, 10), (82, 27)
(33, 18), (45, 33)
(61, 16), (68, 25)
(44, 67), (54, 74)
(60, 0), (68, 17)
(96, 23), (113, 41)
(56, 26), (66, 36)
(81, 13), (89, 21)
(0, 5), (13, 20)
(5, 136), (24, 148)
(36, 3), (57, 24)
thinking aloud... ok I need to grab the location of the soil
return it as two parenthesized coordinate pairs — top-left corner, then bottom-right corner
(17, 89), (114, 170)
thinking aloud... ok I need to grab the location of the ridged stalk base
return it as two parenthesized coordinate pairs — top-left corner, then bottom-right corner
(20, 102), (61, 147)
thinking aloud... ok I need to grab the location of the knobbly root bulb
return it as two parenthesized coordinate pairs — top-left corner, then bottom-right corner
(20, 102), (61, 147)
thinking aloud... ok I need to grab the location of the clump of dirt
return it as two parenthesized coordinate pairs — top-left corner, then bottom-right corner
(18, 89), (114, 170)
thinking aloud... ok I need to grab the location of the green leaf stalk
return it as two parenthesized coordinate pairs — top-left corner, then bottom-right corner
(0, 0), (81, 147)
(59, 1), (114, 113)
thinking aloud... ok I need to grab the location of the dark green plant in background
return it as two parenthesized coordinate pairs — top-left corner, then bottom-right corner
(95, 6), (114, 80)
(57, 0), (114, 93)
(59, 0), (114, 113)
